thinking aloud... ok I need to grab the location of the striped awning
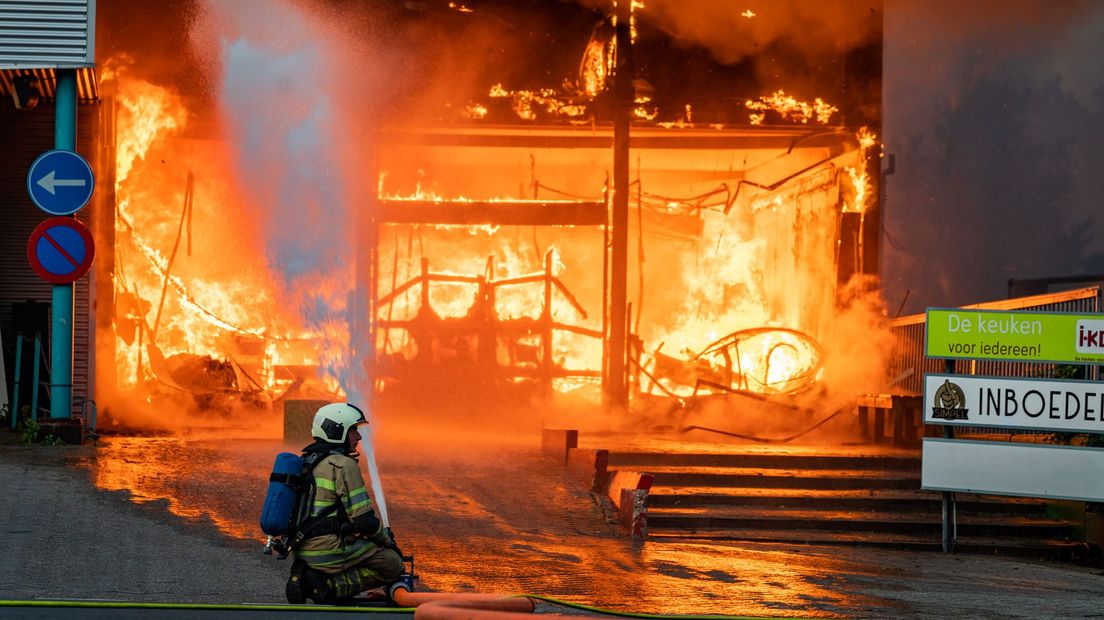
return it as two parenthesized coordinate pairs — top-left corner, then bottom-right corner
(0, 66), (98, 103)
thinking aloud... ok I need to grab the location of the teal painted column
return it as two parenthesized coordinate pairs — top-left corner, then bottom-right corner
(50, 69), (77, 420)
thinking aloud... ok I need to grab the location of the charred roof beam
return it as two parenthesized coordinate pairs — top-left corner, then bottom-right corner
(375, 199), (605, 226)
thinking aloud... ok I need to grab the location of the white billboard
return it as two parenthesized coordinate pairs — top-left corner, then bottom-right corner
(922, 439), (1104, 502)
(924, 373), (1104, 434)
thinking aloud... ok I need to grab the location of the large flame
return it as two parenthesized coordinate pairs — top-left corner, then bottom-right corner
(843, 127), (877, 213)
(745, 90), (839, 125)
(109, 74), (329, 415)
(488, 83), (588, 121)
(106, 66), (881, 416)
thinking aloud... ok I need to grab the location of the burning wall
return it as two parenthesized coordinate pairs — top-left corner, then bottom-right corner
(107, 72), (330, 429)
(96, 0), (890, 431)
(101, 0), (380, 429)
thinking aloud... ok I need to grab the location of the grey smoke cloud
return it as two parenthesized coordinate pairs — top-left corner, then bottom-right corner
(882, 0), (1104, 314)
(580, 0), (882, 62)
(577, 0), (1104, 313)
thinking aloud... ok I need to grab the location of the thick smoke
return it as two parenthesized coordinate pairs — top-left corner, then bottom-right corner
(610, 0), (1104, 314)
(883, 0), (1104, 314)
(606, 0), (882, 64)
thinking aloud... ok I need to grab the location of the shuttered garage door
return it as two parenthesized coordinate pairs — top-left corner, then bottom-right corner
(0, 102), (102, 418)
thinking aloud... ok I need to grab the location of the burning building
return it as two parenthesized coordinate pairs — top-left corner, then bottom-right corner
(369, 121), (876, 409)
(0, 0), (887, 432)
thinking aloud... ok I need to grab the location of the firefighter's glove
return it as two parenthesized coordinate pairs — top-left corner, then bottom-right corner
(339, 521), (355, 538)
(370, 526), (397, 553)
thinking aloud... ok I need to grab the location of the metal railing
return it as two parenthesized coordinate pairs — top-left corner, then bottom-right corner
(889, 286), (1102, 437)
(9, 333), (48, 429)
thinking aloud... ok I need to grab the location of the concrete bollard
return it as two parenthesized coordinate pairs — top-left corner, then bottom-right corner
(283, 399), (330, 443)
(540, 429), (578, 465)
(620, 488), (649, 540)
(537, 429), (652, 541)
(607, 471), (653, 540)
(566, 447), (608, 493)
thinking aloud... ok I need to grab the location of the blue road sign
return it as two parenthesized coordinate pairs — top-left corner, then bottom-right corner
(26, 149), (95, 216)
(27, 217), (96, 285)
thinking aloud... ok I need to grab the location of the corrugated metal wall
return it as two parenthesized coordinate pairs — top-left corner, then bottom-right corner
(0, 0), (95, 69)
(888, 287), (1102, 397)
(0, 102), (100, 417)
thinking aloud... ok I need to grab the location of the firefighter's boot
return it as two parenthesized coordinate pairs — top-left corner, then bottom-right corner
(286, 558), (309, 604)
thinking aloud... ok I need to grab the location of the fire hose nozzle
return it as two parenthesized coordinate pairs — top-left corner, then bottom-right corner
(387, 580), (412, 601)
(386, 554), (417, 602)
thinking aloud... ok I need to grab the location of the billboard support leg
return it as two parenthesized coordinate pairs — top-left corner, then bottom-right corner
(941, 358), (957, 553)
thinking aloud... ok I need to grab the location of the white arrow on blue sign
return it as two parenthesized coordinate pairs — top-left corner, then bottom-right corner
(26, 150), (95, 216)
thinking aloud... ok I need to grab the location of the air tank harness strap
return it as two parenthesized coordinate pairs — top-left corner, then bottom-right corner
(298, 507), (344, 539)
(290, 448), (348, 547)
(269, 472), (301, 486)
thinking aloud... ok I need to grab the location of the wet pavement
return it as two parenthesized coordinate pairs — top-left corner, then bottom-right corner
(70, 430), (883, 615)
(2, 424), (1103, 618)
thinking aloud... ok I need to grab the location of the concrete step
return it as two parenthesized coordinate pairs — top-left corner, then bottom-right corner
(609, 451), (920, 472)
(599, 446), (1082, 555)
(646, 529), (1092, 559)
(647, 488), (1047, 515)
(622, 467), (921, 490)
(646, 507), (1072, 538)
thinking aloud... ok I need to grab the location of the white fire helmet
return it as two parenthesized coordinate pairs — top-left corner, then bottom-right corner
(311, 402), (369, 445)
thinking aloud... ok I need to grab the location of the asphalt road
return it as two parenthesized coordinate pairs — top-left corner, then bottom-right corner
(0, 425), (1102, 618)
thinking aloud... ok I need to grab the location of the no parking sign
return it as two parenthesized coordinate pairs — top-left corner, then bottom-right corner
(26, 217), (95, 284)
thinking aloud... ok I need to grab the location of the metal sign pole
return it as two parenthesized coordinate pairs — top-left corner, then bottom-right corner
(607, 2), (633, 409)
(941, 357), (957, 553)
(50, 69), (77, 420)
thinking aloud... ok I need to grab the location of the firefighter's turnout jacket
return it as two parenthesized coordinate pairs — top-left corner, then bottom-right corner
(296, 452), (389, 574)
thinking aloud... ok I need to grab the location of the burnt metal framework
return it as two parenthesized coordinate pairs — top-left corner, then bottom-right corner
(361, 123), (870, 407)
(366, 198), (609, 401)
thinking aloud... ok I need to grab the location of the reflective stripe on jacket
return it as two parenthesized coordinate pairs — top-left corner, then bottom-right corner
(295, 452), (386, 574)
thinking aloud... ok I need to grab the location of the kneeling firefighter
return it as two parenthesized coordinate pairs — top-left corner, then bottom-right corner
(287, 403), (404, 604)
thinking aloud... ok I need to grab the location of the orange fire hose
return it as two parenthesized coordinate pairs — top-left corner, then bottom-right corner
(414, 600), (539, 620)
(391, 591), (534, 611)
(391, 589), (579, 620)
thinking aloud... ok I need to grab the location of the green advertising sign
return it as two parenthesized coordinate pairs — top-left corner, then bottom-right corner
(926, 308), (1104, 364)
